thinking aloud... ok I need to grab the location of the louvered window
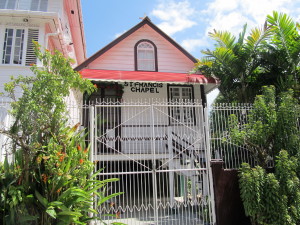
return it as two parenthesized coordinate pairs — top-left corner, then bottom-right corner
(135, 40), (157, 71)
(1, 28), (39, 66)
(2, 28), (25, 65)
(25, 29), (39, 66)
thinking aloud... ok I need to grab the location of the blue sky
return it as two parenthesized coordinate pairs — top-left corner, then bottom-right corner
(81, 0), (300, 59)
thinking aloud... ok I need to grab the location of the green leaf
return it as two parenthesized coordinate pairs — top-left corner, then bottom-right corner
(97, 192), (124, 206)
(4, 156), (10, 176)
(57, 210), (82, 217)
(35, 190), (48, 208)
(57, 188), (72, 201)
(48, 201), (64, 207)
(46, 206), (57, 218)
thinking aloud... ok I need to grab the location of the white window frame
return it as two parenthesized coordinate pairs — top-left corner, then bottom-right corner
(169, 86), (194, 125)
(2, 28), (26, 65)
(136, 40), (156, 71)
(0, 27), (39, 67)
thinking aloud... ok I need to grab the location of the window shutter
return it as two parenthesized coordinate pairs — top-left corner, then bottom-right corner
(25, 29), (39, 66)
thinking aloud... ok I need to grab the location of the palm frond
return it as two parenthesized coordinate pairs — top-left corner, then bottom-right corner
(267, 11), (297, 60)
(245, 26), (272, 53)
(193, 57), (214, 75)
(195, 57), (213, 68)
(238, 24), (248, 45)
(231, 24), (248, 54)
(206, 47), (239, 75)
(208, 29), (236, 49)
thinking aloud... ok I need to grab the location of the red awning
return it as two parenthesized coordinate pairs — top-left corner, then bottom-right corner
(186, 74), (219, 84)
(79, 69), (219, 84)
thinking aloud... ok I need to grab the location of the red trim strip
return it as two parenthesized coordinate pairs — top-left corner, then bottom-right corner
(80, 69), (219, 84)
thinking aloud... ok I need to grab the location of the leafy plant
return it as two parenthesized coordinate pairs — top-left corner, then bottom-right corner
(228, 86), (299, 167)
(0, 43), (122, 224)
(33, 124), (123, 225)
(239, 151), (300, 225)
(227, 85), (300, 224)
(266, 11), (300, 96)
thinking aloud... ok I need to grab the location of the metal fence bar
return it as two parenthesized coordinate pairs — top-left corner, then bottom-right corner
(208, 103), (287, 169)
(209, 103), (254, 169)
(204, 106), (216, 224)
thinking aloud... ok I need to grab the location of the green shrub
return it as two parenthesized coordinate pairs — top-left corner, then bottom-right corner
(0, 43), (122, 224)
(239, 151), (300, 225)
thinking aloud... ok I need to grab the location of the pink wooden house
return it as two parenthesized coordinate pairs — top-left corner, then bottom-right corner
(76, 16), (217, 101)
(76, 17), (218, 224)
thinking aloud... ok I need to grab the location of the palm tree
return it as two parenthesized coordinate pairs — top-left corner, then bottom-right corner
(195, 24), (271, 103)
(196, 11), (300, 103)
(263, 11), (300, 98)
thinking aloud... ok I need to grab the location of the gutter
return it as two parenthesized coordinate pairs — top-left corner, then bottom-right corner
(45, 31), (60, 50)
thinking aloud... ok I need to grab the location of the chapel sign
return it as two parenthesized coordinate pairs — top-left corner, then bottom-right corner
(124, 82), (163, 93)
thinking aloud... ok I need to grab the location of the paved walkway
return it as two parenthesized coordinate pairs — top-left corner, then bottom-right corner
(92, 206), (205, 225)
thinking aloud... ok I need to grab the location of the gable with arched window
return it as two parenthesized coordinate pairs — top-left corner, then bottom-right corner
(135, 39), (157, 71)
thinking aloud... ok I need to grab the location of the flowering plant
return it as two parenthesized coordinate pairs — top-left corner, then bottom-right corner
(0, 43), (122, 225)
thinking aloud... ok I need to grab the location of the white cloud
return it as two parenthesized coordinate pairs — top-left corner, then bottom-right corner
(206, 0), (238, 13)
(204, 0), (298, 36)
(181, 38), (208, 52)
(114, 30), (127, 38)
(147, 0), (299, 58)
(207, 12), (251, 37)
(151, 0), (197, 36)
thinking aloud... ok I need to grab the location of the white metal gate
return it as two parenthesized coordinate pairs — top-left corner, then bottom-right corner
(88, 100), (215, 225)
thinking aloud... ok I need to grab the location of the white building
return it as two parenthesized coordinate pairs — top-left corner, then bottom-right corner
(0, 0), (86, 90)
(0, 0), (86, 161)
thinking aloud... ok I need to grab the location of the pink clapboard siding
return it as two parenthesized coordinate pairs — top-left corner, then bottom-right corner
(88, 24), (195, 73)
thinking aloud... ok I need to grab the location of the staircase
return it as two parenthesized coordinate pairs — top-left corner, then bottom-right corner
(165, 130), (209, 204)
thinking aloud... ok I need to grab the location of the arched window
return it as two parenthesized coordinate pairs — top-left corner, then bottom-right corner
(135, 40), (157, 71)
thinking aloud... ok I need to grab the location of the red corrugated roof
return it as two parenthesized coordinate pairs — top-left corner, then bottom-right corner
(80, 69), (219, 84)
